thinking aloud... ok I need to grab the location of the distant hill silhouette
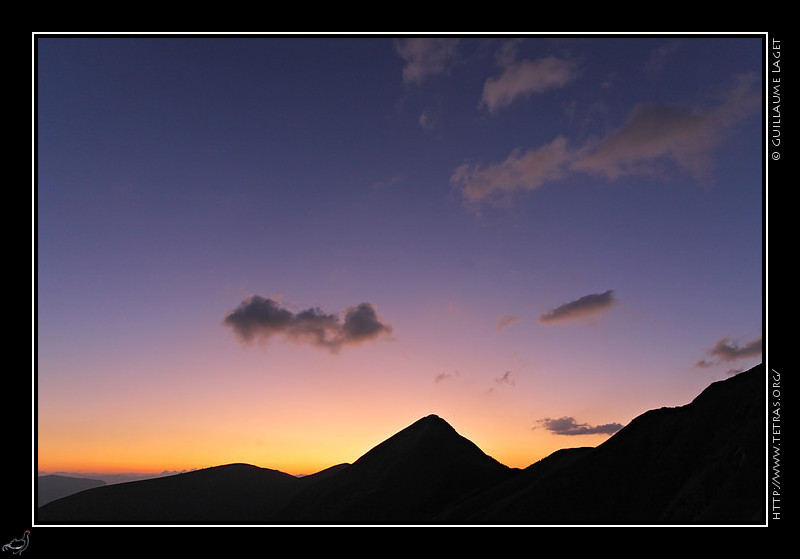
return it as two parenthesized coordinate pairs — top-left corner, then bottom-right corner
(37, 364), (765, 525)
(35, 464), (302, 523)
(37, 475), (106, 507)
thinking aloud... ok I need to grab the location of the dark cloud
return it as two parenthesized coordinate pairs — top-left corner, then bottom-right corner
(709, 336), (762, 362)
(223, 296), (392, 353)
(222, 296), (295, 342)
(535, 416), (623, 436)
(538, 290), (616, 324)
(696, 335), (762, 368)
(341, 303), (393, 343)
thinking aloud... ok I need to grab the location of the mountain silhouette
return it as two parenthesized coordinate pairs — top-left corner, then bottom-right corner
(437, 363), (765, 524)
(36, 364), (765, 525)
(37, 475), (106, 507)
(35, 463), (301, 523)
(277, 414), (515, 524)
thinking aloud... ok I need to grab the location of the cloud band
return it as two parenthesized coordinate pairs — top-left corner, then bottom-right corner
(535, 416), (623, 436)
(223, 296), (393, 353)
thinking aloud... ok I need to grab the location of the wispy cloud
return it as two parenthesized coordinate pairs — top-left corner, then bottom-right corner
(571, 102), (721, 183)
(495, 314), (520, 332)
(371, 175), (402, 190)
(394, 38), (460, 85)
(418, 110), (435, 130)
(435, 369), (466, 385)
(495, 370), (515, 386)
(434, 371), (453, 383)
(696, 335), (762, 368)
(480, 56), (578, 113)
(452, 73), (760, 205)
(539, 290), (616, 325)
(644, 39), (683, 78)
(534, 416), (623, 436)
(223, 296), (393, 353)
(451, 136), (572, 205)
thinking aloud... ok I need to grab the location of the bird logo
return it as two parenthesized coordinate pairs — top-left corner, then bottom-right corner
(2, 531), (29, 555)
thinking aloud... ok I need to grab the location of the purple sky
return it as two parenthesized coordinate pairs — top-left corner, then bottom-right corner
(36, 34), (764, 475)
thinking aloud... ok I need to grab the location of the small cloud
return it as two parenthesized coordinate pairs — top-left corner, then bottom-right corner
(451, 135), (572, 205)
(480, 56), (578, 113)
(435, 370), (459, 383)
(697, 335), (762, 368)
(372, 175), (402, 190)
(644, 39), (683, 78)
(495, 370), (515, 386)
(394, 38), (460, 85)
(538, 290), (616, 325)
(418, 110), (435, 130)
(695, 359), (716, 369)
(710, 336), (762, 362)
(492, 38), (525, 68)
(534, 416), (623, 436)
(495, 314), (520, 332)
(223, 296), (392, 353)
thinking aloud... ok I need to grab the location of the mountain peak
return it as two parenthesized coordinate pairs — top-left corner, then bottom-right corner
(280, 413), (513, 523)
(408, 413), (453, 430)
(351, 413), (506, 476)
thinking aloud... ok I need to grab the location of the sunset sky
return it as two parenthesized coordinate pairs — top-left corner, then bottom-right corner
(36, 34), (764, 477)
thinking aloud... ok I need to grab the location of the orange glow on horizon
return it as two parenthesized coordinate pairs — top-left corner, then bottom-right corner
(37, 410), (619, 477)
(36, 339), (642, 477)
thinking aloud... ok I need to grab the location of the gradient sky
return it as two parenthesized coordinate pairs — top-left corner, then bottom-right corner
(36, 34), (764, 477)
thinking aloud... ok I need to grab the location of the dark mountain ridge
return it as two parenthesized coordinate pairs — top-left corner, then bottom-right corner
(37, 364), (765, 525)
(437, 364), (765, 524)
(277, 414), (515, 524)
(37, 475), (106, 507)
(36, 464), (301, 523)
